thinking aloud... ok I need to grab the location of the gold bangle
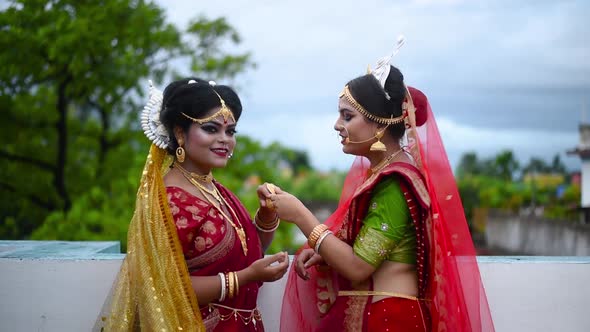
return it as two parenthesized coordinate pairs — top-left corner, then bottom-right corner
(308, 224), (329, 248)
(233, 271), (240, 297)
(255, 208), (280, 231)
(314, 230), (333, 253)
(228, 272), (235, 299)
(255, 220), (280, 232)
(255, 208), (278, 225)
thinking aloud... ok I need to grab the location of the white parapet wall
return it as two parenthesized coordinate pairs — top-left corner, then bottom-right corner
(1, 241), (590, 332)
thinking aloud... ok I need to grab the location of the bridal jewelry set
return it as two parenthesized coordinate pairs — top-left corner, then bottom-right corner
(174, 161), (248, 256)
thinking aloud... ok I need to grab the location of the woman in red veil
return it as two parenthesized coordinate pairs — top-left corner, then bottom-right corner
(264, 40), (495, 331)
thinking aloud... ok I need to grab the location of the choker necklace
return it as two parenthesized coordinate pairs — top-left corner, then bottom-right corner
(369, 148), (404, 176)
(173, 162), (213, 183)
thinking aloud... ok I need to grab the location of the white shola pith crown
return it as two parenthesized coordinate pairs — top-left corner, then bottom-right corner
(370, 35), (406, 99)
(141, 80), (170, 149)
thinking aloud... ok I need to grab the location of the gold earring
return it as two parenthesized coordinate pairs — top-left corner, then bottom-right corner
(176, 146), (185, 162)
(176, 140), (185, 162)
(370, 130), (387, 152)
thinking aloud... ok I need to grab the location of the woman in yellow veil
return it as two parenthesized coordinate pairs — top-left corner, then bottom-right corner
(95, 78), (289, 332)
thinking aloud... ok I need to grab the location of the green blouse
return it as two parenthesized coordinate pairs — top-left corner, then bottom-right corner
(353, 176), (416, 267)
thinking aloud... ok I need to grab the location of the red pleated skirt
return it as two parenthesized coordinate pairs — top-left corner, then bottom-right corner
(366, 297), (430, 332)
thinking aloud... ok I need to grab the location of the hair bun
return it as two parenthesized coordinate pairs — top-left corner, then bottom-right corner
(407, 86), (428, 126)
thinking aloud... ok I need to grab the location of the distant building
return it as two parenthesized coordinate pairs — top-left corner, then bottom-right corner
(567, 124), (590, 223)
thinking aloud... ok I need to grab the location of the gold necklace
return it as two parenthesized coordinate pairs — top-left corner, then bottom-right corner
(369, 148), (404, 176)
(173, 162), (214, 183)
(214, 188), (248, 256)
(175, 164), (248, 256)
(174, 163), (221, 203)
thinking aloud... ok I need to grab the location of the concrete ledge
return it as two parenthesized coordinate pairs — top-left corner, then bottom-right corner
(0, 240), (121, 259)
(1, 241), (589, 332)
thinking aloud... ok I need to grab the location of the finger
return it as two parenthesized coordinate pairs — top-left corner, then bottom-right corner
(274, 252), (289, 266)
(259, 252), (285, 266)
(298, 251), (313, 266)
(304, 254), (323, 268)
(296, 253), (307, 273)
(267, 256), (289, 274)
(295, 260), (306, 279)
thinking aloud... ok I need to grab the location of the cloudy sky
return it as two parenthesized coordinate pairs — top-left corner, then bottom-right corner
(158, 0), (589, 172)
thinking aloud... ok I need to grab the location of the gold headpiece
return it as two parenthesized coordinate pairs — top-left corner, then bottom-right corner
(181, 90), (236, 125)
(339, 85), (406, 125)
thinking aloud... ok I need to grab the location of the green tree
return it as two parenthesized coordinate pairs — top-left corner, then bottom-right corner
(0, 0), (253, 240)
(493, 150), (520, 181)
(455, 152), (481, 178)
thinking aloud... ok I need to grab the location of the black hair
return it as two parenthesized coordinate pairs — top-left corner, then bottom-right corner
(159, 77), (242, 155)
(346, 65), (406, 139)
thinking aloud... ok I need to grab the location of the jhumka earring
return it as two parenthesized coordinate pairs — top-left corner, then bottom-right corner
(176, 139), (186, 162)
(370, 129), (387, 152)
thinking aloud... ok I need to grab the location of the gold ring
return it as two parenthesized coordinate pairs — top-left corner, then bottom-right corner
(266, 183), (276, 195)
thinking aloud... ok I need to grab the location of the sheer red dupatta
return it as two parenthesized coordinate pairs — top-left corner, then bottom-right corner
(411, 87), (494, 331)
(280, 87), (494, 332)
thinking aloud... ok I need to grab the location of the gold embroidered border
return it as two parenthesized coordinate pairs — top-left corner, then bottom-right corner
(343, 296), (367, 332)
(353, 227), (394, 267)
(186, 219), (235, 271)
(388, 164), (430, 207)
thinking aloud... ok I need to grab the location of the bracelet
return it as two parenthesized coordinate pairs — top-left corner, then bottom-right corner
(255, 221), (280, 233)
(308, 224), (329, 248)
(233, 271), (240, 297)
(218, 272), (226, 302)
(254, 208), (280, 232)
(227, 272), (235, 299)
(314, 230), (333, 253)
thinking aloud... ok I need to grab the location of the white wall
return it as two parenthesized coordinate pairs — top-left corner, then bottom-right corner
(1, 255), (590, 332)
(486, 214), (590, 256)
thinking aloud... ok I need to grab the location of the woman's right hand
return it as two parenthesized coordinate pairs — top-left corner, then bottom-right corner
(295, 248), (324, 280)
(247, 251), (290, 283)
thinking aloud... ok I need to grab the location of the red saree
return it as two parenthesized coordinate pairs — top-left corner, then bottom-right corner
(167, 182), (264, 332)
(280, 87), (494, 332)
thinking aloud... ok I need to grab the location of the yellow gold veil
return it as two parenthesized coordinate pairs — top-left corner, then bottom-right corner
(94, 145), (204, 331)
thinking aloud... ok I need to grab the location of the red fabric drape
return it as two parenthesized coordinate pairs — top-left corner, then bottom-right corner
(171, 183), (264, 332)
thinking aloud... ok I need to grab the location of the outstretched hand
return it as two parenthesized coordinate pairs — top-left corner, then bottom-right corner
(248, 251), (290, 283)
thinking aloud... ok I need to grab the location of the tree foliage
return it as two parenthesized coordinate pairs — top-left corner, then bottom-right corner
(0, 0), (256, 241)
(0, 1), (345, 254)
(456, 150), (578, 224)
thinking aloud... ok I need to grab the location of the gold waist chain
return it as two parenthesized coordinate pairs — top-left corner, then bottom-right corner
(208, 303), (262, 327)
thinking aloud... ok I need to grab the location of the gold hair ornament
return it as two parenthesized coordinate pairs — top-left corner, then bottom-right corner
(181, 91), (236, 125)
(339, 85), (406, 125)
